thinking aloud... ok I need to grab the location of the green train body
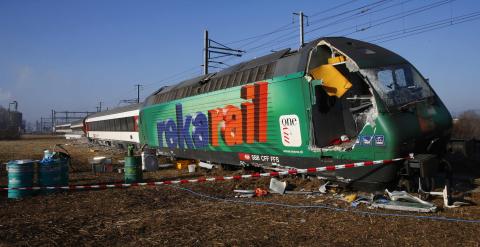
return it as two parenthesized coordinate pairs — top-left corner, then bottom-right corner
(139, 37), (452, 188)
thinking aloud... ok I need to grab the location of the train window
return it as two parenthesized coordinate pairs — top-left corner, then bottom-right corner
(112, 119), (117, 131)
(395, 69), (407, 87)
(122, 118), (128, 131)
(377, 70), (394, 92)
(118, 118), (123, 131)
(127, 117), (134, 131)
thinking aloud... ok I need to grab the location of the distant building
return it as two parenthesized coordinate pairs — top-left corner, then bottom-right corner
(0, 106), (23, 139)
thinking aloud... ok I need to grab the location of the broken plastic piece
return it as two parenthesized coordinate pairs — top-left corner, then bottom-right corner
(319, 181), (330, 194)
(198, 161), (214, 169)
(269, 178), (287, 194)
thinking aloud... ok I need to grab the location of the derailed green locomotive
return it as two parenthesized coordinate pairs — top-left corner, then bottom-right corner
(139, 37), (452, 189)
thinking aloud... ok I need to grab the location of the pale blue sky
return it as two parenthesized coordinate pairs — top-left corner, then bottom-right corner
(1, 0), (479, 123)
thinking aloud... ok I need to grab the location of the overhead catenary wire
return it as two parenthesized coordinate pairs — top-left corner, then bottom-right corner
(219, 0), (418, 66)
(255, 0), (452, 55)
(216, 0), (396, 67)
(238, 0), (398, 54)
(236, 0), (457, 62)
(339, 0), (457, 37)
(223, 0), (361, 47)
(367, 11), (480, 43)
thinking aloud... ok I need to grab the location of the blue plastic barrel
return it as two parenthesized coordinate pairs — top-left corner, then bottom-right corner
(38, 160), (62, 194)
(7, 160), (35, 199)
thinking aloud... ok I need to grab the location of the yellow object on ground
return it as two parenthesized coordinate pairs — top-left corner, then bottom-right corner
(176, 160), (192, 170)
(344, 194), (357, 203)
(310, 64), (352, 98)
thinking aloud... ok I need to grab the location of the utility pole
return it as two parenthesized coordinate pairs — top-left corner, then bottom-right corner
(204, 29), (209, 75)
(203, 29), (244, 75)
(134, 84), (143, 103)
(51, 110), (55, 134)
(294, 11), (309, 48)
(97, 101), (103, 112)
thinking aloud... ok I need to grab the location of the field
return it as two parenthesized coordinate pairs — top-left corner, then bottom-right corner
(1, 135), (480, 246)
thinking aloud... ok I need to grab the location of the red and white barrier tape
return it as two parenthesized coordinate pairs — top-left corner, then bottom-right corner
(1, 157), (405, 191)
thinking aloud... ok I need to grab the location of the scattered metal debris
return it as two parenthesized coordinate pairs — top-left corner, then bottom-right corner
(371, 200), (437, 213)
(419, 185), (470, 209)
(386, 189), (435, 207)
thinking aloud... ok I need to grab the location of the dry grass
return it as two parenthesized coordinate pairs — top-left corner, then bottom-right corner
(0, 135), (479, 246)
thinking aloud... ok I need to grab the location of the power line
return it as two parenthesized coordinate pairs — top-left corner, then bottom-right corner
(305, 0), (415, 36)
(223, 0), (360, 47)
(366, 11), (480, 43)
(339, 0), (456, 37)
(230, 0), (454, 62)
(308, 0), (392, 26)
(221, 0), (410, 63)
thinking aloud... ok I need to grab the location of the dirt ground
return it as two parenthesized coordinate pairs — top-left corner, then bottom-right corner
(0, 135), (480, 246)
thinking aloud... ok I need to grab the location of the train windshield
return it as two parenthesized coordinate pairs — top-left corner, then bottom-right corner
(361, 64), (434, 108)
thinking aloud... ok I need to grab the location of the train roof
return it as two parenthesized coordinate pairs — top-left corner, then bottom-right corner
(55, 123), (71, 128)
(85, 103), (141, 120)
(145, 37), (407, 106)
(70, 119), (84, 128)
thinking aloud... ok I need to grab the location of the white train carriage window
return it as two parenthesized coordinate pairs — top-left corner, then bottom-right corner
(127, 117), (134, 131)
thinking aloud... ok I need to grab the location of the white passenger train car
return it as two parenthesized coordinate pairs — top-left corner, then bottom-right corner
(85, 104), (141, 147)
(54, 123), (72, 134)
(65, 119), (85, 139)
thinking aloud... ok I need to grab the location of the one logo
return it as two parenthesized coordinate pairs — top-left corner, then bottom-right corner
(279, 115), (302, 147)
